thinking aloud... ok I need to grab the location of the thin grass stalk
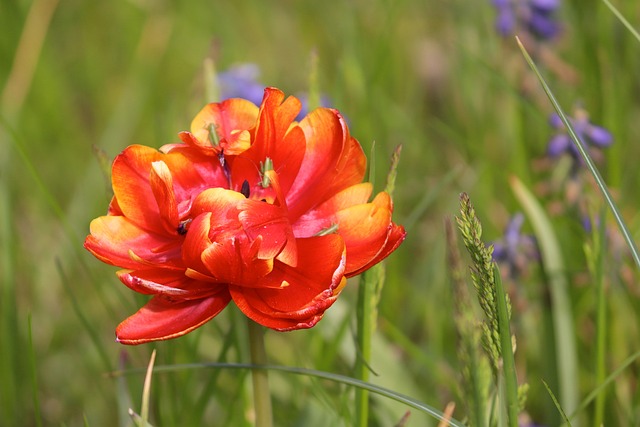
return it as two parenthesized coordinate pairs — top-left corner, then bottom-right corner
(27, 315), (43, 427)
(140, 350), (156, 426)
(494, 267), (519, 427)
(355, 145), (402, 426)
(602, 0), (640, 42)
(516, 37), (640, 271)
(510, 176), (578, 417)
(247, 319), (273, 427)
(354, 268), (375, 427)
(591, 211), (607, 427)
(0, 164), (18, 426)
(112, 362), (467, 426)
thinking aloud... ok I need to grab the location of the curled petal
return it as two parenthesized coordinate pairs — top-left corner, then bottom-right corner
(150, 161), (179, 233)
(230, 235), (346, 330)
(117, 269), (217, 300)
(188, 98), (259, 152)
(292, 182), (373, 237)
(181, 212), (214, 274)
(112, 145), (228, 232)
(201, 237), (276, 286)
(287, 108), (366, 220)
(229, 88), (306, 198)
(238, 198), (297, 265)
(335, 192), (393, 274)
(115, 291), (231, 345)
(347, 221), (406, 277)
(84, 216), (182, 270)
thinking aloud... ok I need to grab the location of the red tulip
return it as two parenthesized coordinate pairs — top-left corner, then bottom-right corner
(85, 88), (405, 344)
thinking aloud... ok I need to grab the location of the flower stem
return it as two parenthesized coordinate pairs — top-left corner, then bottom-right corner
(247, 319), (273, 427)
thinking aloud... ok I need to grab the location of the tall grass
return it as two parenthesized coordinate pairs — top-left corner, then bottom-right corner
(2, 0), (640, 425)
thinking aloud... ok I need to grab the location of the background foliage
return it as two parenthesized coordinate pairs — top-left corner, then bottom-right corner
(2, 0), (640, 425)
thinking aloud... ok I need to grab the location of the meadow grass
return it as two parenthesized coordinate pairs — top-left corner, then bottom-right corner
(2, 0), (640, 425)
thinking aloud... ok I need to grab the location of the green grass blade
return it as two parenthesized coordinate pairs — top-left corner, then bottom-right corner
(588, 209), (607, 427)
(27, 315), (43, 427)
(570, 349), (640, 420)
(516, 37), (640, 271)
(112, 362), (466, 427)
(494, 266), (519, 427)
(541, 379), (572, 427)
(510, 176), (578, 417)
(355, 146), (402, 427)
(602, 0), (640, 42)
(140, 350), (156, 427)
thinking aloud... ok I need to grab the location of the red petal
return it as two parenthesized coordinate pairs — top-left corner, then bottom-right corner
(347, 222), (406, 277)
(238, 198), (296, 265)
(189, 99), (259, 151)
(181, 212), (214, 274)
(292, 182), (373, 237)
(84, 216), (182, 270)
(286, 108), (366, 220)
(112, 145), (228, 232)
(201, 237), (275, 286)
(117, 269), (217, 300)
(229, 234), (347, 330)
(115, 291), (231, 345)
(149, 161), (179, 233)
(229, 89), (306, 198)
(189, 190), (277, 284)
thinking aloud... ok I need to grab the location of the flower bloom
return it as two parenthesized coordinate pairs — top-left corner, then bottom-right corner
(85, 88), (406, 344)
(547, 109), (613, 162)
(492, 0), (561, 40)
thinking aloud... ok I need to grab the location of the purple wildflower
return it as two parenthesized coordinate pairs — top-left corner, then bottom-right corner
(217, 63), (266, 106)
(547, 108), (613, 163)
(216, 63), (331, 121)
(491, 0), (561, 40)
(492, 213), (539, 278)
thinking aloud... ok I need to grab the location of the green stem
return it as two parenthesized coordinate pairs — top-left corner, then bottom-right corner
(247, 319), (273, 427)
(592, 210), (607, 427)
(494, 267), (519, 427)
(354, 270), (374, 427)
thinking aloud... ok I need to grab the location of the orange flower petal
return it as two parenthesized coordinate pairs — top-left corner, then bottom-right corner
(238, 198), (296, 265)
(115, 291), (231, 345)
(201, 237), (275, 286)
(84, 216), (182, 270)
(149, 161), (179, 233)
(347, 222), (406, 277)
(229, 234), (346, 330)
(229, 89), (306, 199)
(117, 269), (217, 300)
(286, 108), (366, 220)
(292, 182), (373, 237)
(189, 98), (259, 151)
(112, 145), (228, 232)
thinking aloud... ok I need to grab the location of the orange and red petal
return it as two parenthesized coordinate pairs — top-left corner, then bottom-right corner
(115, 290), (231, 345)
(229, 234), (346, 330)
(238, 198), (296, 264)
(347, 222), (406, 277)
(286, 108), (366, 220)
(112, 145), (228, 233)
(335, 192), (404, 275)
(229, 89), (306, 198)
(200, 237), (275, 286)
(84, 215), (182, 270)
(149, 161), (179, 234)
(292, 182), (373, 237)
(189, 99), (259, 149)
(117, 269), (217, 300)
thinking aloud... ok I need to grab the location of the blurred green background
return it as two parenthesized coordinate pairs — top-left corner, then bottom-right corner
(2, 0), (640, 425)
